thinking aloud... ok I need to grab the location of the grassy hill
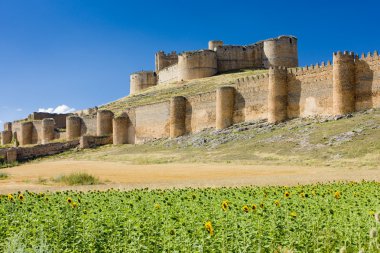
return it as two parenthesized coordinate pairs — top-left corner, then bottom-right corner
(47, 108), (380, 168)
(100, 69), (267, 114)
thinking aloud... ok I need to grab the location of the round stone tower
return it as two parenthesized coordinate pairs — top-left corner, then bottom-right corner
(177, 50), (217, 81)
(41, 118), (55, 144)
(216, 86), (235, 130)
(97, 110), (114, 136)
(263, 36), (298, 68)
(112, 116), (128, 144)
(130, 71), (157, 95)
(268, 67), (288, 123)
(333, 51), (356, 115)
(66, 116), (82, 141)
(208, 40), (223, 51)
(169, 96), (187, 138)
(20, 121), (33, 146)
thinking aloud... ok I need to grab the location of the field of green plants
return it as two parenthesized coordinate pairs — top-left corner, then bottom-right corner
(1, 181), (380, 252)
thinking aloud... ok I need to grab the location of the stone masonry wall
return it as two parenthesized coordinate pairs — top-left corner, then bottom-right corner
(81, 114), (97, 136)
(233, 74), (270, 122)
(287, 62), (334, 118)
(0, 140), (79, 162)
(134, 102), (170, 144)
(157, 63), (178, 84)
(355, 52), (380, 110)
(186, 92), (217, 133)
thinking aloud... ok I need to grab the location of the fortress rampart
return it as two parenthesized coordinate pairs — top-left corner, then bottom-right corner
(1, 37), (379, 162)
(130, 35), (298, 95)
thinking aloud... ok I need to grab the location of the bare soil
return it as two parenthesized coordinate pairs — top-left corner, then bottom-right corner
(0, 160), (379, 193)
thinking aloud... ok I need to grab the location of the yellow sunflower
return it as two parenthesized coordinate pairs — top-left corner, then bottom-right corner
(221, 200), (229, 211)
(204, 221), (214, 236)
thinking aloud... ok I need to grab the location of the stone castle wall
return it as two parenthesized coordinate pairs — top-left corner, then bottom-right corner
(134, 102), (170, 143)
(131, 35), (298, 92)
(287, 62), (334, 117)
(355, 53), (380, 110)
(158, 64), (178, 84)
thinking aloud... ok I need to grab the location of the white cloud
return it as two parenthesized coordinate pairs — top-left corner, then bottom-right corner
(38, 105), (76, 114)
(16, 108), (23, 112)
(0, 120), (3, 123)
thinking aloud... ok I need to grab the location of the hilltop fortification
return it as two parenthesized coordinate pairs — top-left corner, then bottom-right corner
(1, 35), (379, 163)
(131, 35), (298, 94)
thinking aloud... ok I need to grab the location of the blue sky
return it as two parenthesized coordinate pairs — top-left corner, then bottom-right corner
(1, 0), (379, 128)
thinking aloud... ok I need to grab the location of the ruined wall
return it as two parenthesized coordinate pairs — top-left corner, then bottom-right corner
(134, 102), (170, 143)
(80, 135), (112, 149)
(28, 112), (69, 129)
(0, 140), (79, 162)
(158, 63), (178, 84)
(81, 114), (97, 136)
(355, 52), (380, 110)
(287, 62), (334, 118)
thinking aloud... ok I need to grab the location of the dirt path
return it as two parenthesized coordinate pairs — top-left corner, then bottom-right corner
(0, 160), (379, 193)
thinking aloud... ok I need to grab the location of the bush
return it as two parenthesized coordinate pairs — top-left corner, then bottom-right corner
(0, 172), (8, 180)
(53, 172), (99, 185)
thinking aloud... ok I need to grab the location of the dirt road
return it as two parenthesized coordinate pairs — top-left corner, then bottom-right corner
(0, 160), (379, 193)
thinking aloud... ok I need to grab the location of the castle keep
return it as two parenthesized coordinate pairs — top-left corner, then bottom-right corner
(1, 35), (379, 162)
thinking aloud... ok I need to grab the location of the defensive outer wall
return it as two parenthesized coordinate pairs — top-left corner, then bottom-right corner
(1, 36), (379, 162)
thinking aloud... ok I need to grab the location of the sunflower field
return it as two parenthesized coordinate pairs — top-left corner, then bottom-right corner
(1, 181), (380, 252)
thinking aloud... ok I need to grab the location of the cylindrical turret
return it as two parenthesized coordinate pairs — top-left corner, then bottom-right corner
(3, 122), (12, 131)
(20, 121), (33, 146)
(66, 116), (82, 141)
(1, 131), (12, 145)
(216, 87), (235, 130)
(208, 40), (223, 51)
(113, 116), (128, 144)
(268, 67), (288, 123)
(130, 71), (157, 95)
(41, 118), (55, 144)
(333, 51), (356, 115)
(263, 36), (298, 68)
(170, 96), (187, 138)
(178, 50), (217, 81)
(97, 110), (114, 136)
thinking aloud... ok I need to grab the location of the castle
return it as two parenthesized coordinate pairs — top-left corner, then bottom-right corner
(0, 35), (379, 163)
(130, 35), (298, 94)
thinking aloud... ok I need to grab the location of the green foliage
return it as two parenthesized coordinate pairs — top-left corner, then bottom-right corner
(0, 173), (8, 180)
(0, 181), (379, 252)
(53, 172), (99, 185)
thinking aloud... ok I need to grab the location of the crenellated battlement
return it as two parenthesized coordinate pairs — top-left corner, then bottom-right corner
(236, 73), (269, 84)
(288, 60), (333, 75)
(356, 50), (380, 62)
